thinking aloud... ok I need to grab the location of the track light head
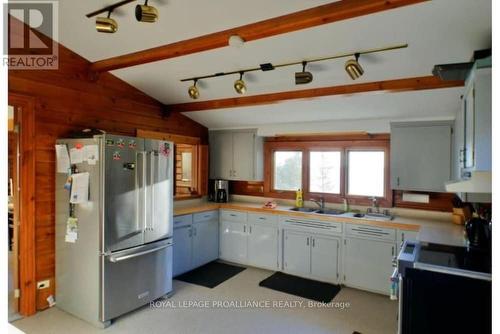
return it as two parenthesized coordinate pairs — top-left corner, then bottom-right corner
(188, 80), (200, 99)
(345, 53), (364, 80)
(234, 72), (247, 94)
(295, 61), (313, 85)
(136, 1), (158, 23)
(96, 12), (118, 33)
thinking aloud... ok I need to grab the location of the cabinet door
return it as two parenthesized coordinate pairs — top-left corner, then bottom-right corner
(231, 131), (255, 180)
(391, 123), (452, 192)
(209, 132), (233, 179)
(283, 230), (311, 277)
(192, 219), (219, 268)
(172, 226), (192, 277)
(247, 224), (278, 270)
(453, 104), (465, 180)
(343, 238), (396, 295)
(311, 236), (339, 284)
(464, 84), (475, 169)
(219, 220), (247, 264)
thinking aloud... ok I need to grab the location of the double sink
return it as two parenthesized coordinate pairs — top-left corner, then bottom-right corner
(289, 207), (393, 221)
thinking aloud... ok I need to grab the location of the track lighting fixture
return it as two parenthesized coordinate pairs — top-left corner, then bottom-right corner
(188, 80), (200, 100)
(180, 43), (407, 96)
(234, 72), (247, 94)
(136, 0), (159, 23)
(295, 61), (313, 85)
(345, 53), (364, 80)
(95, 11), (118, 33)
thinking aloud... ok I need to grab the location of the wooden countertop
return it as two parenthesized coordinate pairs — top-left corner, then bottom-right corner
(173, 201), (466, 246)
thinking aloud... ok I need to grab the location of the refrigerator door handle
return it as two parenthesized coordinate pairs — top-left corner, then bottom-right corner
(136, 151), (146, 232)
(142, 151), (148, 232)
(108, 244), (170, 263)
(149, 151), (157, 231)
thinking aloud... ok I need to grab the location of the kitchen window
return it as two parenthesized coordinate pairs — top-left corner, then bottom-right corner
(264, 135), (391, 206)
(273, 151), (302, 191)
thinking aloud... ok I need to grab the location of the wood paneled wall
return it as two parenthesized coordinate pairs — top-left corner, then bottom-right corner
(8, 35), (208, 310)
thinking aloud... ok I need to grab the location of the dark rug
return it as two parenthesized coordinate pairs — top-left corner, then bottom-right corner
(175, 261), (246, 288)
(259, 272), (341, 303)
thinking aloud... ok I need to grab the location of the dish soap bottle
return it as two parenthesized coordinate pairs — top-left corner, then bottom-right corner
(295, 189), (304, 208)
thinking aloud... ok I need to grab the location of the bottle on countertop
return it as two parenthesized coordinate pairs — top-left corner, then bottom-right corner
(295, 189), (304, 208)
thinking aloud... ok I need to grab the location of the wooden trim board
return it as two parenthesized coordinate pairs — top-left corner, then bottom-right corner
(167, 76), (464, 112)
(90, 0), (430, 72)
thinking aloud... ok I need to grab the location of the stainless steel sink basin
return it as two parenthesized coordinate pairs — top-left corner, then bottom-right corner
(289, 207), (317, 213)
(365, 212), (393, 220)
(315, 209), (345, 215)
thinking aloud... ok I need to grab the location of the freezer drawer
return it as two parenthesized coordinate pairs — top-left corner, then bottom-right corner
(101, 239), (172, 321)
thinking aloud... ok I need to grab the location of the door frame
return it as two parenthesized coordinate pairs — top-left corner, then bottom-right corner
(9, 92), (37, 316)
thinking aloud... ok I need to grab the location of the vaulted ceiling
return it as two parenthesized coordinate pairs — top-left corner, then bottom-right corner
(56, 0), (491, 131)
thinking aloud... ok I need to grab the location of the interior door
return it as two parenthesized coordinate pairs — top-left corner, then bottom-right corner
(144, 140), (173, 244)
(247, 224), (278, 270)
(310, 236), (339, 283)
(283, 230), (311, 277)
(172, 225), (192, 276)
(192, 219), (219, 268)
(104, 135), (144, 252)
(219, 220), (247, 263)
(343, 237), (395, 294)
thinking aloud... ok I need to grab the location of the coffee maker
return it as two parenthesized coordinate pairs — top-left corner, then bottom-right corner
(208, 179), (229, 203)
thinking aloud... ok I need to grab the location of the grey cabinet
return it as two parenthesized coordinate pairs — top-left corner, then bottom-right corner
(172, 211), (219, 277)
(457, 62), (492, 174)
(391, 121), (452, 192)
(209, 129), (263, 181)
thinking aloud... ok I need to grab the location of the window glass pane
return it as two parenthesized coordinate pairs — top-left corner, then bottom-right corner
(309, 151), (341, 194)
(274, 151), (302, 191)
(348, 151), (385, 197)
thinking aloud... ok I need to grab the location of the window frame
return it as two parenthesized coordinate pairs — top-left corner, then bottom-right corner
(264, 135), (391, 206)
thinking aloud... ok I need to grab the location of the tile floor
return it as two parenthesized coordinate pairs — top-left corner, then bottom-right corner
(13, 267), (397, 334)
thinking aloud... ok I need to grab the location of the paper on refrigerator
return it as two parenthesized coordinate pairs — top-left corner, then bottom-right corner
(55, 144), (70, 173)
(83, 145), (99, 165)
(69, 147), (84, 164)
(70, 172), (90, 204)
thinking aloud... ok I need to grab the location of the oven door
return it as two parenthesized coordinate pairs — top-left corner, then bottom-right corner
(400, 267), (491, 334)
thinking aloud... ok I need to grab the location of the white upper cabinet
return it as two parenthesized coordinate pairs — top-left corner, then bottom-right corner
(455, 60), (492, 176)
(209, 129), (263, 181)
(391, 121), (452, 192)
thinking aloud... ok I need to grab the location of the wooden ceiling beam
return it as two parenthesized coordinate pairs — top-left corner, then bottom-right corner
(166, 76), (464, 112)
(90, 0), (429, 72)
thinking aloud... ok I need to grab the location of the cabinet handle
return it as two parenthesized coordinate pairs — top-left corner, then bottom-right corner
(249, 226), (252, 234)
(306, 237), (309, 246)
(243, 225), (246, 233)
(312, 238), (315, 247)
(396, 177), (400, 187)
(401, 232), (405, 242)
(193, 227), (197, 236)
(188, 228), (192, 237)
(391, 246), (395, 256)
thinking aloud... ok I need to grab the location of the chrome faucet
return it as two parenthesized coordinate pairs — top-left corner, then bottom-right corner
(369, 197), (380, 213)
(311, 197), (325, 210)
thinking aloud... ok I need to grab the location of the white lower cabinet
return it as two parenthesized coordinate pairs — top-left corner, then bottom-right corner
(247, 223), (279, 270)
(192, 219), (219, 268)
(343, 237), (395, 295)
(219, 220), (247, 263)
(283, 231), (311, 277)
(172, 211), (219, 277)
(283, 229), (340, 284)
(219, 210), (279, 270)
(172, 225), (193, 277)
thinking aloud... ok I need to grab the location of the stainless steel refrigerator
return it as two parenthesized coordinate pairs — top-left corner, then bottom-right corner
(55, 134), (173, 328)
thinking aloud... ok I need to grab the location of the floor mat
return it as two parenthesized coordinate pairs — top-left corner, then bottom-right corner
(175, 261), (246, 288)
(259, 272), (341, 303)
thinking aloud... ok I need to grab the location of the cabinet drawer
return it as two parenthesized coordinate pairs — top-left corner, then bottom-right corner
(220, 210), (247, 223)
(193, 210), (219, 223)
(173, 214), (193, 228)
(346, 224), (395, 241)
(248, 212), (278, 225)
